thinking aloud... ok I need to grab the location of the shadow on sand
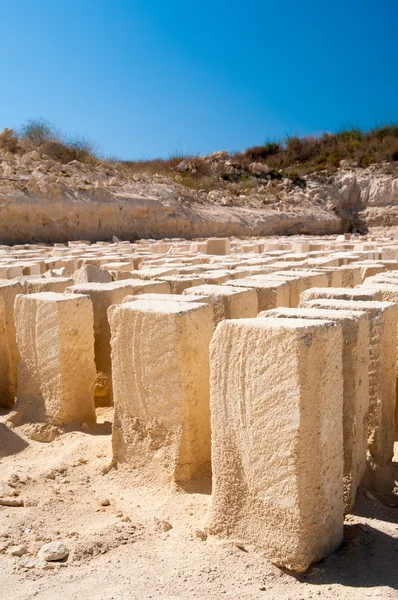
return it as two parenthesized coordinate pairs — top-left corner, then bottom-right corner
(0, 422), (29, 457)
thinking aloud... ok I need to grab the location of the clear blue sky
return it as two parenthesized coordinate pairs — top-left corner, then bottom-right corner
(1, 0), (397, 160)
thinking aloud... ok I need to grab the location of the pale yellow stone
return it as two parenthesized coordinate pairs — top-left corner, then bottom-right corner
(301, 298), (398, 464)
(14, 292), (96, 426)
(207, 317), (344, 572)
(183, 284), (258, 324)
(259, 307), (369, 512)
(109, 300), (214, 483)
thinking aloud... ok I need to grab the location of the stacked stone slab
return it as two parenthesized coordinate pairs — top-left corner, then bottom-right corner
(109, 299), (214, 483)
(301, 298), (398, 465)
(258, 307), (369, 512)
(207, 317), (344, 571)
(14, 292), (96, 426)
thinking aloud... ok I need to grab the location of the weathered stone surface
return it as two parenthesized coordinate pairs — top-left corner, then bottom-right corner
(225, 278), (289, 311)
(301, 298), (398, 464)
(67, 280), (169, 406)
(0, 280), (23, 406)
(183, 284), (258, 324)
(259, 307), (369, 512)
(22, 276), (73, 294)
(207, 317), (344, 572)
(300, 286), (382, 304)
(38, 541), (70, 562)
(14, 292), (96, 427)
(73, 264), (112, 284)
(109, 300), (214, 483)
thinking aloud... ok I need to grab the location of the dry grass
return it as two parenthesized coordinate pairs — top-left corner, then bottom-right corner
(9, 120), (398, 184)
(19, 118), (97, 164)
(119, 125), (398, 190)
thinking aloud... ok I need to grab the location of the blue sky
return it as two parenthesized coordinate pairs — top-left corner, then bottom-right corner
(1, 0), (397, 159)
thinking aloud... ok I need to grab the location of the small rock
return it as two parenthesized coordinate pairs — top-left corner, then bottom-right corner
(0, 498), (24, 507)
(101, 499), (110, 506)
(45, 471), (56, 480)
(195, 529), (207, 541)
(22, 150), (41, 162)
(177, 160), (190, 173)
(155, 519), (172, 532)
(249, 162), (272, 176)
(38, 541), (70, 562)
(9, 545), (27, 557)
(231, 540), (246, 549)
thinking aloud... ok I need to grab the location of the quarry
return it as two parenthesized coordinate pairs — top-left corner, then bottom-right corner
(0, 232), (398, 599)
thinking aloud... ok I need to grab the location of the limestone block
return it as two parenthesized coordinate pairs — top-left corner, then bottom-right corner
(201, 271), (231, 285)
(258, 307), (369, 512)
(314, 267), (344, 287)
(0, 264), (23, 279)
(206, 238), (231, 255)
(0, 295), (15, 408)
(0, 280), (23, 401)
(14, 293), (96, 426)
(300, 287), (382, 305)
(109, 300), (214, 483)
(183, 284), (258, 324)
(122, 293), (211, 305)
(134, 268), (180, 280)
(301, 299), (398, 464)
(339, 265), (362, 287)
(22, 277), (73, 294)
(224, 278), (289, 311)
(67, 281), (169, 406)
(207, 317), (344, 571)
(73, 264), (112, 284)
(159, 276), (204, 294)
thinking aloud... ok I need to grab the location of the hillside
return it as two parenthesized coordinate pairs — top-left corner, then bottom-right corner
(0, 126), (397, 243)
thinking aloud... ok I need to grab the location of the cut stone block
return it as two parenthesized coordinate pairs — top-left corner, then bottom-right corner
(73, 264), (112, 284)
(301, 299), (398, 464)
(0, 295), (15, 408)
(67, 281), (169, 406)
(14, 293), (96, 426)
(0, 280), (23, 404)
(206, 238), (231, 255)
(300, 287), (383, 305)
(183, 284), (258, 324)
(122, 293), (212, 306)
(224, 278), (289, 311)
(258, 307), (369, 512)
(109, 300), (214, 483)
(22, 277), (73, 294)
(207, 317), (344, 571)
(159, 276), (204, 294)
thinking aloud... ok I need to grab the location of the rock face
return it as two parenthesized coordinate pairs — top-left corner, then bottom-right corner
(207, 317), (344, 572)
(0, 189), (343, 244)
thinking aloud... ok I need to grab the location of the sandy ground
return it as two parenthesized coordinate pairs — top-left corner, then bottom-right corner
(0, 408), (397, 600)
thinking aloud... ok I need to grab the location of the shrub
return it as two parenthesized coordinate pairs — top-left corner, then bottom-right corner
(20, 118), (57, 146)
(19, 118), (97, 164)
(244, 141), (282, 160)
